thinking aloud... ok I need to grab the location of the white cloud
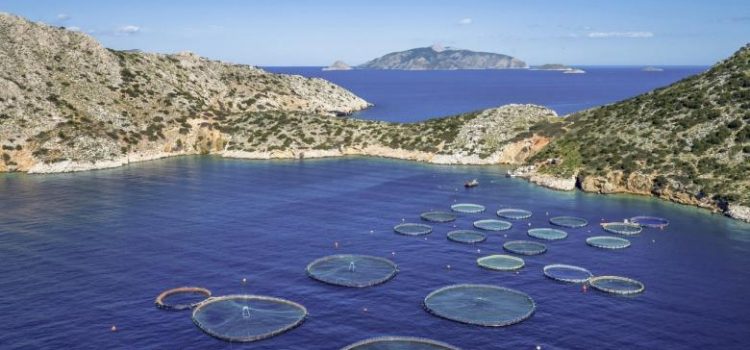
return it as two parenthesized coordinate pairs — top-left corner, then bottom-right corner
(587, 31), (654, 38)
(67, 26), (81, 32)
(57, 13), (70, 21)
(116, 25), (141, 35)
(457, 18), (473, 25)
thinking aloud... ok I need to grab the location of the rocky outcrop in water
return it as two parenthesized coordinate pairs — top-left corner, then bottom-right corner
(358, 45), (527, 70)
(322, 60), (352, 71)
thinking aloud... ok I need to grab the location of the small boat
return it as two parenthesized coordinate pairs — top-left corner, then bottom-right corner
(464, 179), (479, 188)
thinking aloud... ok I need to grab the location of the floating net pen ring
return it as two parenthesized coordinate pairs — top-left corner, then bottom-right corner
(447, 230), (487, 244)
(601, 222), (643, 235)
(477, 255), (525, 271)
(306, 254), (398, 288)
(191, 294), (307, 342)
(496, 208), (532, 220)
(503, 240), (547, 256)
(155, 286), (212, 311)
(394, 223), (433, 236)
(588, 276), (645, 295)
(586, 236), (631, 250)
(473, 219), (512, 231)
(450, 203), (486, 214)
(629, 216), (669, 228)
(543, 264), (593, 283)
(341, 336), (461, 350)
(527, 228), (568, 241)
(423, 284), (535, 327)
(421, 211), (457, 223)
(549, 216), (588, 228)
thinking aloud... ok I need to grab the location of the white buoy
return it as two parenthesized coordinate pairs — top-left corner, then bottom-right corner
(111, 325), (117, 332)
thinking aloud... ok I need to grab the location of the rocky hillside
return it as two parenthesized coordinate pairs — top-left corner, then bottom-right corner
(526, 44), (750, 220)
(0, 13), (554, 173)
(358, 45), (527, 70)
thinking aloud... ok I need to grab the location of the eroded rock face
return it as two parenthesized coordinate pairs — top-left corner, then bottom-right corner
(727, 204), (750, 223)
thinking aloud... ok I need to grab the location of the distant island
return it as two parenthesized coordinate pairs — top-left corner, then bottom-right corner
(357, 44), (527, 70)
(531, 64), (574, 71)
(642, 66), (664, 72)
(322, 60), (352, 71)
(531, 64), (586, 74)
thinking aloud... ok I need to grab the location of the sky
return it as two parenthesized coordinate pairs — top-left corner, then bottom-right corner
(1, 0), (748, 66)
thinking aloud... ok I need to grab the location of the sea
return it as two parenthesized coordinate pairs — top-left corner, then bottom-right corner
(2, 67), (750, 350)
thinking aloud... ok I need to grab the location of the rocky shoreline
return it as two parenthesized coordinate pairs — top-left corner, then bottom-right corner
(508, 166), (750, 223)
(21, 145), (750, 224)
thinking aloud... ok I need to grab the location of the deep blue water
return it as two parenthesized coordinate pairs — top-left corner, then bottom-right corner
(264, 67), (707, 122)
(1, 156), (749, 349)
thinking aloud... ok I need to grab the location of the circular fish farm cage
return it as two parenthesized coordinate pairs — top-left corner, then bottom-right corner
(629, 216), (669, 228)
(155, 287), (212, 311)
(601, 222), (643, 236)
(341, 336), (460, 350)
(549, 216), (589, 228)
(503, 240), (547, 256)
(477, 254), (525, 271)
(423, 284), (535, 327)
(588, 276), (645, 295)
(394, 223), (433, 236)
(191, 295), (307, 342)
(447, 230), (487, 244)
(496, 208), (532, 220)
(473, 219), (512, 231)
(420, 211), (457, 223)
(527, 228), (568, 241)
(450, 203), (486, 214)
(543, 264), (593, 283)
(306, 254), (398, 288)
(586, 236), (631, 250)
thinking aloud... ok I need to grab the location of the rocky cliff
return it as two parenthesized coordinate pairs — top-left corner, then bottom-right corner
(358, 45), (527, 70)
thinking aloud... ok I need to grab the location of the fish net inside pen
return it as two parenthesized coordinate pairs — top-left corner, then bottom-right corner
(496, 208), (532, 220)
(601, 222), (643, 235)
(473, 219), (512, 231)
(450, 203), (486, 214)
(341, 336), (461, 350)
(503, 240), (547, 256)
(549, 216), (588, 228)
(527, 228), (568, 241)
(543, 264), (593, 283)
(477, 255), (525, 271)
(447, 230), (487, 244)
(423, 284), (535, 327)
(191, 295), (307, 342)
(421, 211), (457, 223)
(394, 223), (433, 236)
(306, 254), (398, 288)
(586, 236), (631, 249)
(629, 216), (669, 228)
(589, 276), (645, 295)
